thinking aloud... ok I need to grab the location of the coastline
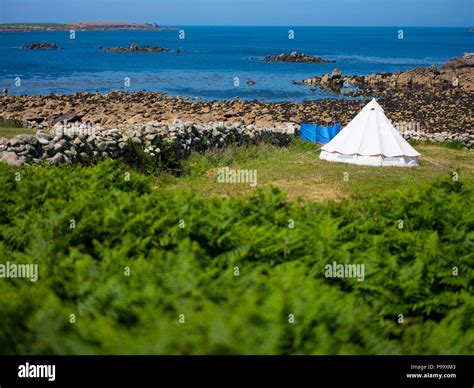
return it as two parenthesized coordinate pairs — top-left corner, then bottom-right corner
(0, 22), (175, 33)
(1, 86), (473, 145)
(1, 81), (472, 167)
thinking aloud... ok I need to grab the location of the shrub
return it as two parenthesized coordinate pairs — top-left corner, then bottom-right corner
(0, 162), (472, 354)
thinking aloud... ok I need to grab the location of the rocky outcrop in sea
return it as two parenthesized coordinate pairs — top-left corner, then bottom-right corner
(21, 42), (59, 50)
(264, 51), (335, 63)
(102, 43), (170, 52)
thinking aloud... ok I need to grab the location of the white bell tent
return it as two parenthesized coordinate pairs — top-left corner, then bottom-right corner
(319, 99), (420, 167)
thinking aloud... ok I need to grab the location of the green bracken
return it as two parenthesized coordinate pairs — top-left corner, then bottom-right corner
(0, 159), (472, 355)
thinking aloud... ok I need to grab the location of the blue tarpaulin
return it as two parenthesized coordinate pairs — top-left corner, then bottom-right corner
(300, 123), (340, 144)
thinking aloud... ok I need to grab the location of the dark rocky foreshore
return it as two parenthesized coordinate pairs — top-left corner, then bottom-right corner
(102, 43), (170, 52)
(21, 42), (59, 50)
(264, 51), (335, 63)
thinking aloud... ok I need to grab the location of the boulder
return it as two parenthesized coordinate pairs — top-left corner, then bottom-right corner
(25, 117), (45, 124)
(37, 137), (49, 145)
(7, 138), (20, 147)
(1, 151), (25, 166)
(50, 113), (82, 126)
(321, 74), (331, 84)
(440, 53), (474, 71)
(331, 68), (342, 77)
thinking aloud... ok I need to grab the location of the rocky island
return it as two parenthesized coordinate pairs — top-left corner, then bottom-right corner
(264, 51), (335, 63)
(101, 43), (170, 52)
(21, 42), (59, 50)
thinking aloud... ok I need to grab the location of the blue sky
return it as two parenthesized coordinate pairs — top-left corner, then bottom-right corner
(1, 0), (473, 26)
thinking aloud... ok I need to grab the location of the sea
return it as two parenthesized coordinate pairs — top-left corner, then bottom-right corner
(0, 26), (472, 101)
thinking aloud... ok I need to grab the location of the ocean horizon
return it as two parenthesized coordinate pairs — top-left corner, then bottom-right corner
(1, 26), (472, 101)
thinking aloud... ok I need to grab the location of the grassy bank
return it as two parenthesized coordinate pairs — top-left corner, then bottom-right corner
(0, 145), (472, 354)
(159, 140), (474, 201)
(0, 118), (36, 138)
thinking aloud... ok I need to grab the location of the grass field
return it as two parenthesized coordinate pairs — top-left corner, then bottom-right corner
(158, 140), (474, 201)
(0, 118), (36, 138)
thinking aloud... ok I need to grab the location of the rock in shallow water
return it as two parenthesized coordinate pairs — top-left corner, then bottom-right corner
(264, 52), (335, 63)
